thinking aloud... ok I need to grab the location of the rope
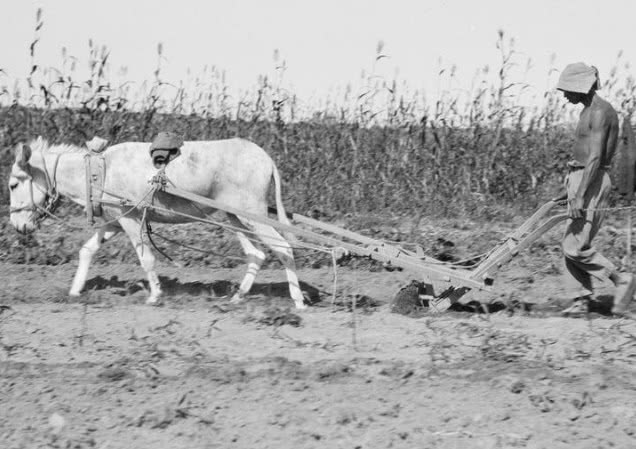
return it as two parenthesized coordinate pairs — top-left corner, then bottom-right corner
(144, 202), (335, 255)
(98, 188), (157, 228)
(37, 186), (157, 232)
(144, 219), (183, 267)
(147, 228), (333, 262)
(331, 249), (338, 304)
(587, 205), (636, 212)
(146, 230), (245, 261)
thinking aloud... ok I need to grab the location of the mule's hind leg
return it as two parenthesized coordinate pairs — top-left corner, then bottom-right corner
(249, 221), (306, 310)
(69, 224), (121, 297)
(118, 217), (162, 305)
(226, 215), (266, 303)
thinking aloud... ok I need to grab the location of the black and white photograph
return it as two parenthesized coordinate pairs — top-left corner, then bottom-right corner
(2, 1), (636, 448)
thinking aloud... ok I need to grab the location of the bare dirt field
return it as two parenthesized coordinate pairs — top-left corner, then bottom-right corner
(2, 211), (636, 449)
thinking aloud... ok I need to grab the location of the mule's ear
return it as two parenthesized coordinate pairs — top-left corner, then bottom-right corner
(15, 144), (32, 168)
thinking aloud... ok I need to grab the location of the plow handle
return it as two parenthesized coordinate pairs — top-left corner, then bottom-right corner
(471, 200), (567, 282)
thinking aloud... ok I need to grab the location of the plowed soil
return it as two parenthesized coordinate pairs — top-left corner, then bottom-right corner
(2, 209), (636, 449)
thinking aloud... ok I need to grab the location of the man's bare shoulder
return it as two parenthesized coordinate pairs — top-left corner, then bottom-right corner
(591, 95), (618, 117)
(589, 95), (618, 127)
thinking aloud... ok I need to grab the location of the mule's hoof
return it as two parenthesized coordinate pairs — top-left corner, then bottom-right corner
(69, 290), (81, 297)
(230, 293), (245, 304)
(294, 302), (308, 310)
(146, 297), (164, 307)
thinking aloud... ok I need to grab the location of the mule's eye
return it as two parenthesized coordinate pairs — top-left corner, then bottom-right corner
(9, 183), (18, 191)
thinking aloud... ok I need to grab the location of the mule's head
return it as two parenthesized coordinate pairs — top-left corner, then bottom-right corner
(8, 143), (48, 234)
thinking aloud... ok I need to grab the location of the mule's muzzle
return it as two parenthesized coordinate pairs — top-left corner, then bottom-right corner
(14, 222), (36, 235)
(10, 212), (39, 235)
(18, 223), (33, 235)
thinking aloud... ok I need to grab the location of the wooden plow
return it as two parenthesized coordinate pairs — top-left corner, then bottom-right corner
(134, 173), (569, 313)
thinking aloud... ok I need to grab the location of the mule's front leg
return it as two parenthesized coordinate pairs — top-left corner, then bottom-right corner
(69, 226), (120, 297)
(118, 217), (163, 305)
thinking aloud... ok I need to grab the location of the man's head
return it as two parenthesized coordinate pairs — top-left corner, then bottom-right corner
(557, 62), (600, 104)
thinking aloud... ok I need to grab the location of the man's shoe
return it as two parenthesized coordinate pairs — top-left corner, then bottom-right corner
(561, 296), (590, 317)
(612, 273), (636, 316)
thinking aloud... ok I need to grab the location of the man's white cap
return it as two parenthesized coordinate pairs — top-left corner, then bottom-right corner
(556, 62), (600, 93)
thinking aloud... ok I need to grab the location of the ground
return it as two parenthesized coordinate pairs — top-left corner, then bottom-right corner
(2, 210), (636, 449)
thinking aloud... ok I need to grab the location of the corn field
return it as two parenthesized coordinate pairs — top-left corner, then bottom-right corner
(1, 11), (636, 219)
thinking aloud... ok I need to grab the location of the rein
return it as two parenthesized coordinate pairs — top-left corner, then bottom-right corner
(9, 153), (61, 223)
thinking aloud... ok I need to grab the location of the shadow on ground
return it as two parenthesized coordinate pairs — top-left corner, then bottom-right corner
(390, 287), (620, 319)
(83, 275), (324, 305)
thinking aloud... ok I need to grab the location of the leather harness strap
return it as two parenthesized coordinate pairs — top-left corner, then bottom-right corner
(84, 152), (106, 224)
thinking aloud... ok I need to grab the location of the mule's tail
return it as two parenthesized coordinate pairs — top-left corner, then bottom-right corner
(271, 163), (297, 244)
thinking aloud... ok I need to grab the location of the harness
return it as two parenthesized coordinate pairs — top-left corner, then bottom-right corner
(9, 141), (108, 226)
(84, 152), (106, 224)
(9, 153), (61, 223)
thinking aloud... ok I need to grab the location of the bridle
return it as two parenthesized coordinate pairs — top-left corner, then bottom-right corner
(9, 153), (62, 224)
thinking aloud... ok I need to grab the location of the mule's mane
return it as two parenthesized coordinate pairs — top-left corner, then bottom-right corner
(28, 138), (85, 155)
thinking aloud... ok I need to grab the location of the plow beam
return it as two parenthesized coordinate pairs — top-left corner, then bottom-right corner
(268, 207), (438, 262)
(162, 186), (486, 292)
